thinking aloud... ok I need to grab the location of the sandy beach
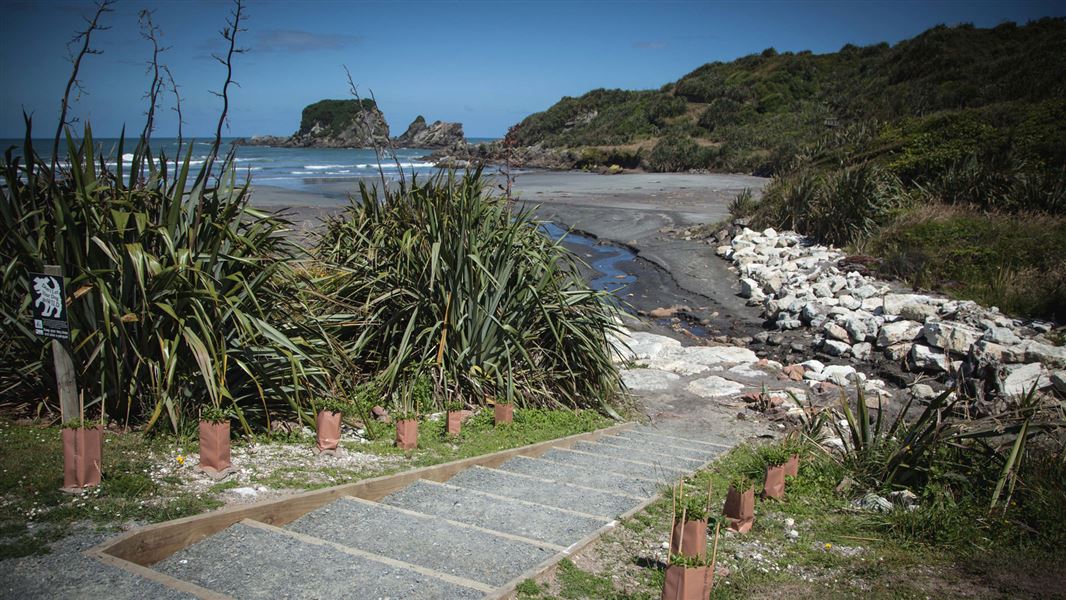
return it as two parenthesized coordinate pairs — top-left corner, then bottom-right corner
(251, 170), (770, 338)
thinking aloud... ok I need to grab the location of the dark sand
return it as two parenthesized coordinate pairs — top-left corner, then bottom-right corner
(251, 170), (770, 338)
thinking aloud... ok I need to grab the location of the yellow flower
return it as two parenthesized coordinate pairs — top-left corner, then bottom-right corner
(824, 543), (833, 550)
(176, 455), (185, 465)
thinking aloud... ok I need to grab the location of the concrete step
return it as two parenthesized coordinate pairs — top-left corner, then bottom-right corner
(569, 440), (707, 471)
(595, 434), (719, 463)
(537, 448), (689, 482)
(496, 455), (661, 498)
(287, 496), (553, 588)
(446, 466), (643, 518)
(381, 479), (610, 548)
(154, 520), (486, 599)
(623, 428), (731, 450)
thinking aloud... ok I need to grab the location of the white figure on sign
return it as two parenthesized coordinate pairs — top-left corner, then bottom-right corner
(33, 276), (63, 318)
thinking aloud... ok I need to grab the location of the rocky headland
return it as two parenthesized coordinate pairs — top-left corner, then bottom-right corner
(244, 99), (465, 149)
(393, 115), (465, 149)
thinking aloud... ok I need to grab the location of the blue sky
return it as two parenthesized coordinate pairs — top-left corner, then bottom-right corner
(2, 0), (1064, 138)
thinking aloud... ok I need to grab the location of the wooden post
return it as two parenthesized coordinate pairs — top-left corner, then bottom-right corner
(45, 265), (79, 423)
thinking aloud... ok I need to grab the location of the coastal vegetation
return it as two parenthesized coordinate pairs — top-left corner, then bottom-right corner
(505, 18), (1066, 321)
(316, 169), (620, 411)
(298, 98), (380, 137)
(0, 0), (621, 436)
(518, 417), (1066, 599)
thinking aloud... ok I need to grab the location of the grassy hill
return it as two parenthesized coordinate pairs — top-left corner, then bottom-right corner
(511, 18), (1065, 178)
(510, 19), (1066, 321)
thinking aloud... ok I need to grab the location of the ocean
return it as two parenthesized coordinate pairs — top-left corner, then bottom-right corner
(1, 137), (499, 194)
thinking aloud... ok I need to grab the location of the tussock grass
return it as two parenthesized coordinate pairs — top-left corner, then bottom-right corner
(868, 204), (1066, 321)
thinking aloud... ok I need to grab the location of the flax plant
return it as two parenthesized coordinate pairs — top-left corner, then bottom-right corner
(1, 124), (322, 433)
(315, 168), (622, 411)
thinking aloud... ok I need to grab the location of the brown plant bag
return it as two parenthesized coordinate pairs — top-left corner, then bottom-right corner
(784, 454), (800, 478)
(62, 426), (102, 491)
(446, 411), (462, 436)
(316, 411), (342, 452)
(661, 565), (713, 600)
(723, 485), (755, 533)
(494, 403), (513, 425)
(670, 519), (708, 559)
(395, 419), (418, 450)
(198, 420), (232, 473)
(764, 465), (785, 500)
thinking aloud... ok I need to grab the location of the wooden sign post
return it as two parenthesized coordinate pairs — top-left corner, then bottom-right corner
(30, 265), (78, 423)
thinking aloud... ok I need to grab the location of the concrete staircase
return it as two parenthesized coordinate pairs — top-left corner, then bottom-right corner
(149, 425), (726, 599)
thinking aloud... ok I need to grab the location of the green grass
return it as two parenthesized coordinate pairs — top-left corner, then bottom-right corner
(524, 440), (1066, 598)
(248, 408), (611, 490)
(0, 407), (611, 558)
(868, 205), (1066, 321)
(0, 419), (217, 559)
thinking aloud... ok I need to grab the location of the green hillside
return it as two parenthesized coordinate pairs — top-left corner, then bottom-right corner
(511, 18), (1066, 178)
(511, 19), (1066, 321)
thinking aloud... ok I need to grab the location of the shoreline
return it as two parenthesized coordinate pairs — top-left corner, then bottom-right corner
(250, 170), (772, 340)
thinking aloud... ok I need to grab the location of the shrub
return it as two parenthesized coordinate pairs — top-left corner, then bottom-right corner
(647, 134), (713, 172)
(1, 127), (322, 433)
(315, 168), (621, 411)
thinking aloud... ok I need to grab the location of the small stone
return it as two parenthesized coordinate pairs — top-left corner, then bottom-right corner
(910, 383), (936, 399)
(782, 364), (805, 381)
(1051, 370), (1066, 394)
(910, 344), (949, 373)
(822, 365), (857, 385)
(823, 339), (852, 357)
(824, 322), (850, 342)
(800, 359), (825, 373)
(852, 342), (873, 361)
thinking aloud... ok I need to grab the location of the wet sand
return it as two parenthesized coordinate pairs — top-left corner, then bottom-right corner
(251, 169), (770, 338)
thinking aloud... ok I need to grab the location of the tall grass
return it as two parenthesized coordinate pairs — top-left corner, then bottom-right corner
(315, 168), (622, 411)
(1, 125), (323, 433)
(736, 163), (906, 247)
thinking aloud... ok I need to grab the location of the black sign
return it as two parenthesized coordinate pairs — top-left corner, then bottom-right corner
(29, 272), (69, 341)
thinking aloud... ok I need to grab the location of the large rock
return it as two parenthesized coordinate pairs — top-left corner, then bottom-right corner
(882, 293), (934, 315)
(247, 98), (391, 148)
(393, 115), (466, 148)
(877, 320), (923, 347)
(621, 369), (679, 391)
(1016, 340), (1066, 368)
(677, 346), (758, 366)
(1052, 370), (1066, 394)
(995, 363), (1051, 396)
(923, 321), (983, 355)
(983, 326), (1022, 345)
(613, 332), (681, 362)
(687, 376), (745, 398)
(910, 344), (949, 373)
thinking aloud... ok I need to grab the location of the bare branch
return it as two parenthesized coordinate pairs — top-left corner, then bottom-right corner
(162, 65), (184, 153)
(205, 0), (246, 176)
(138, 9), (166, 147)
(52, 0), (113, 173)
(342, 65), (406, 192)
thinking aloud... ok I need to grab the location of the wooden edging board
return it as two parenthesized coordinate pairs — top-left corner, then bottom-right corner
(485, 447), (724, 600)
(88, 421), (635, 576)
